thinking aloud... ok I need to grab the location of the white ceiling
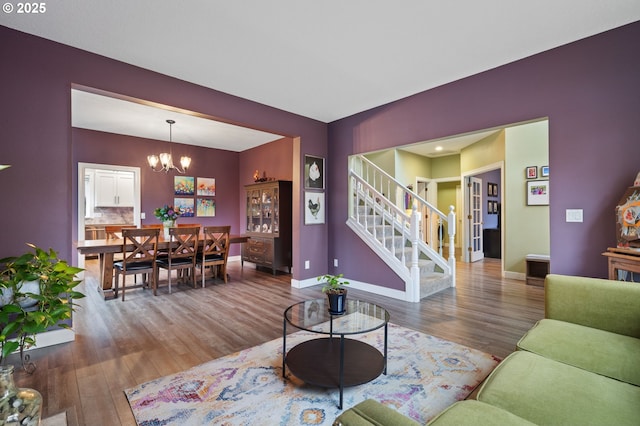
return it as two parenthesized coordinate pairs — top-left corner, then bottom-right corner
(71, 89), (284, 152)
(3, 1), (640, 151)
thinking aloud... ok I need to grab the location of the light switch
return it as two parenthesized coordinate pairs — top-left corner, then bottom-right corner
(304, 260), (310, 269)
(566, 209), (583, 222)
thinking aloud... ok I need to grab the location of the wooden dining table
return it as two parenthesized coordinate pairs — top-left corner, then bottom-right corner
(75, 234), (249, 299)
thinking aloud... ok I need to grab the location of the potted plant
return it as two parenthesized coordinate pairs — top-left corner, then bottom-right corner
(0, 243), (85, 372)
(317, 273), (349, 315)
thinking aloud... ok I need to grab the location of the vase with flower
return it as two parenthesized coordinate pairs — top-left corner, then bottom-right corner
(154, 205), (182, 238)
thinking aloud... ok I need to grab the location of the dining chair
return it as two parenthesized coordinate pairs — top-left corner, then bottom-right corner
(155, 226), (200, 294)
(104, 225), (138, 284)
(113, 227), (159, 301)
(197, 225), (231, 287)
(105, 225), (137, 239)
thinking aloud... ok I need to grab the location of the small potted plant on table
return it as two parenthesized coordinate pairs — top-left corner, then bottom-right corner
(317, 273), (349, 315)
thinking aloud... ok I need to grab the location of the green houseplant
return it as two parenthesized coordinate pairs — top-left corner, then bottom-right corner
(317, 273), (349, 315)
(0, 243), (85, 372)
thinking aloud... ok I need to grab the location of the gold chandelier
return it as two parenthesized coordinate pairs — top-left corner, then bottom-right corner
(147, 119), (191, 173)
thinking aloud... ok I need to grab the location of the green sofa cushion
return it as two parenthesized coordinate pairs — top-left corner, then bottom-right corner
(545, 274), (640, 338)
(517, 318), (640, 386)
(478, 351), (640, 425)
(427, 400), (535, 425)
(333, 399), (420, 426)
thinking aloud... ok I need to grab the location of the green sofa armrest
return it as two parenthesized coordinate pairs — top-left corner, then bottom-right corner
(333, 399), (420, 426)
(545, 274), (640, 338)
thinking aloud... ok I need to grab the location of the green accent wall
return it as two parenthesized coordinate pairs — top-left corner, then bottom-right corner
(504, 120), (550, 274)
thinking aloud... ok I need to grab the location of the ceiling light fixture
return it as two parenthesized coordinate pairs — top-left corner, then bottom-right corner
(147, 119), (191, 173)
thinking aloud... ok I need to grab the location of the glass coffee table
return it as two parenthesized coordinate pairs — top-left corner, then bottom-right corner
(282, 298), (390, 409)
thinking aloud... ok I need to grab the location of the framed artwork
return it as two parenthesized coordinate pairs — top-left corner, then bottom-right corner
(174, 197), (195, 216)
(487, 182), (498, 197)
(304, 155), (325, 190)
(197, 177), (216, 196)
(174, 176), (195, 195)
(541, 166), (549, 177)
(527, 181), (550, 206)
(196, 198), (216, 217)
(304, 191), (325, 224)
(487, 200), (494, 214)
(526, 166), (538, 179)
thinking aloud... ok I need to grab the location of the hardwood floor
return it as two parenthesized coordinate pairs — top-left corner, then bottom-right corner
(11, 257), (544, 425)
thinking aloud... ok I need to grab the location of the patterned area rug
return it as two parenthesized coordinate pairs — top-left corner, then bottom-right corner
(125, 323), (499, 425)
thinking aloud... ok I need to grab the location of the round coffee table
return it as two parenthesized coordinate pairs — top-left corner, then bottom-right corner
(282, 298), (390, 409)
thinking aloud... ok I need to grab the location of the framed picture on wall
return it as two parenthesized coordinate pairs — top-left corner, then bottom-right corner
(174, 197), (195, 216)
(197, 177), (216, 196)
(196, 198), (216, 217)
(526, 166), (538, 179)
(487, 200), (494, 214)
(527, 180), (550, 206)
(541, 165), (549, 177)
(304, 191), (325, 224)
(174, 176), (195, 195)
(304, 155), (324, 189)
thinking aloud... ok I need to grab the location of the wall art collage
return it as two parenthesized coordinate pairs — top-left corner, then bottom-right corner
(173, 176), (216, 217)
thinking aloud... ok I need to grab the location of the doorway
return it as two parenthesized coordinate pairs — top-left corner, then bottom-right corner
(77, 162), (141, 268)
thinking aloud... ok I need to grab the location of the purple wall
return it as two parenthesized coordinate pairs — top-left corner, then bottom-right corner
(0, 25), (327, 280)
(329, 21), (640, 286)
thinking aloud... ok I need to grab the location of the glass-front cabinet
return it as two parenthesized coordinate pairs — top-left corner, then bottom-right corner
(247, 186), (280, 235)
(243, 180), (292, 275)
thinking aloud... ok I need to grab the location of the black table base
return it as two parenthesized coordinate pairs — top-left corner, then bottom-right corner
(285, 337), (385, 408)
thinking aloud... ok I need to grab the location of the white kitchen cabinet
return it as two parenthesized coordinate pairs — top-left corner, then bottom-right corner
(95, 170), (135, 207)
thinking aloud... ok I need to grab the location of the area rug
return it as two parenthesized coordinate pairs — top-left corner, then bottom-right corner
(125, 323), (499, 425)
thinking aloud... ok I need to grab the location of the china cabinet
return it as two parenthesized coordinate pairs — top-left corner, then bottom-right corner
(243, 180), (292, 274)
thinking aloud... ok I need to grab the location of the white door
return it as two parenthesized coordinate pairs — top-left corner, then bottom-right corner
(467, 176), (484, 262)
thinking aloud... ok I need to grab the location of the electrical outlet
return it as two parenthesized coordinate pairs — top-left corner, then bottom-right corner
(566, 209), (583, 223)
(334, 258), (338, 267)
(141, 212), (146, 219)
(304, 260), (310, 269)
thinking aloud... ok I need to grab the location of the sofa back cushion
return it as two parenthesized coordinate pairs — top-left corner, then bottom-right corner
(545, 274), (640, 338)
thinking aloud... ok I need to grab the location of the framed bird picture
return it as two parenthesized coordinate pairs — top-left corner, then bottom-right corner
(304, 191), (325, 224)
(304, 155), (325, 190)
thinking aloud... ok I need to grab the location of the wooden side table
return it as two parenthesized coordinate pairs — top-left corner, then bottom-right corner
(602, 247), (640, 280)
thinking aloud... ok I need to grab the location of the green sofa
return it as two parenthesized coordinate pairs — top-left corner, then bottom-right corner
(334, 274), (640, 425)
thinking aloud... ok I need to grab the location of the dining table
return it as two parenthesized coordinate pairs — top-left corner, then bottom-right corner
(75, 234), (249, 300)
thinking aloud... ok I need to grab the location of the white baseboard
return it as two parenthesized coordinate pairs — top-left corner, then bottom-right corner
(291, 276), (411, 302)
(504, 271), (526, 281)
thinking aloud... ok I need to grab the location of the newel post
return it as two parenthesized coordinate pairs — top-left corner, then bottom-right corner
(409, 201), (421, 302)
(448, 205), (456, 287)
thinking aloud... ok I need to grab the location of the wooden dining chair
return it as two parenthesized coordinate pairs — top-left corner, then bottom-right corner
(197, 225), (231, 287)
(104, 225), (138, 284)
(105, 225), (136, 239)
(113, 227), (159, 301)
(155, 226), (200, 294)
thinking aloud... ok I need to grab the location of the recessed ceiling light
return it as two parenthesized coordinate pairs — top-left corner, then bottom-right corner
(435, 146), (443, 151)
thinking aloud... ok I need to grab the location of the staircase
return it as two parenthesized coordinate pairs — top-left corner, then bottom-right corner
(347, 155), (456, 302)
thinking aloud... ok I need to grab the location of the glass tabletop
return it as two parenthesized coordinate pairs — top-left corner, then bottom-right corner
(284, 299), (389, 335)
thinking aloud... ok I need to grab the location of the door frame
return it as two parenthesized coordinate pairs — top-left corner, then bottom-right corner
(461, 161), (504, 265)
(77, 162), (141, 269)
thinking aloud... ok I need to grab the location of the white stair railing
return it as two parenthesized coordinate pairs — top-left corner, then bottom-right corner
(347, 155), (456, 301)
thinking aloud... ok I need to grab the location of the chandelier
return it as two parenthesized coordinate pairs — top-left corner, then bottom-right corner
(147, 119), (191, 173)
